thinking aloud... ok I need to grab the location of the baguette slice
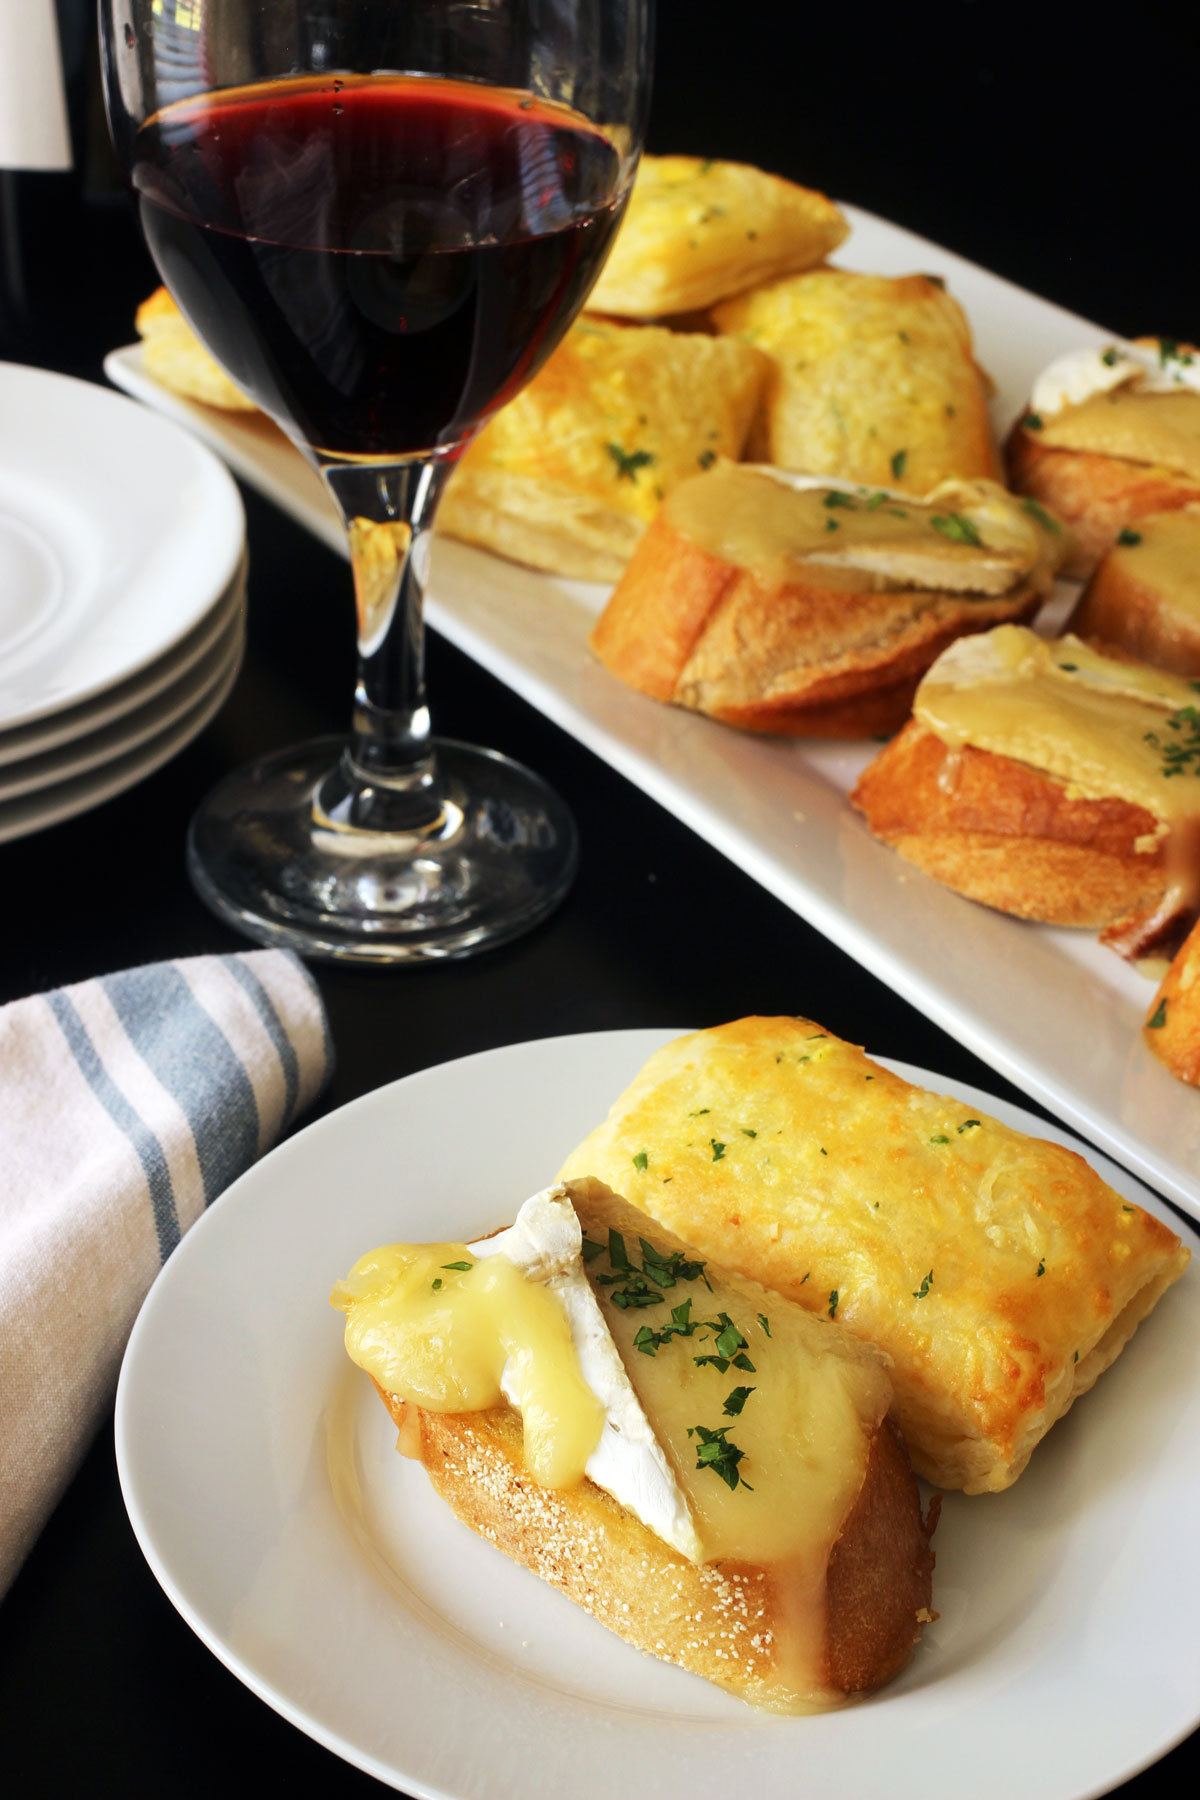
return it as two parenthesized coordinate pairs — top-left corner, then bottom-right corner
(590, 466), (1060, 737)
(367, 1179), (936, 1711)
(852, 715), (1169, 930)
(1067, 506), (1200, 675)
(1008, 424), (1200, 579)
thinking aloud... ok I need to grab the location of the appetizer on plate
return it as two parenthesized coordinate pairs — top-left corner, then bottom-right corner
(1067, 506), (1200, 676)
(588, 155), (848, 319)
(437, 317), (769, 582)
(558, 1018), (1189, 1493)
(852, 625), (1200, 955)
(1007, 337), (1200, 577)
(712, 268), (999, 492)
(590, 464), (1065, 735)
(332, 1177), (936, 1712)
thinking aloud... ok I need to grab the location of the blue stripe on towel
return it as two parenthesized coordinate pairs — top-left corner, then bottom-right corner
(101, 965), (259, 1208)
(46, 990), (181, 1262)
(226, 957), (300, 1127)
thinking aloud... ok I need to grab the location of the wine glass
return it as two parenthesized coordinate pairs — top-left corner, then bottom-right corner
(100, 0), (650, 962)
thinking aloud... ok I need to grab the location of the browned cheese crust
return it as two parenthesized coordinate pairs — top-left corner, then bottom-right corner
(1007, 424), (1200, 580)
(851, 717), (1167, 929)
(378, 1388), (935, 1706)
(1145, 915), (1200, 1083)
(590, 514), (1043, 738)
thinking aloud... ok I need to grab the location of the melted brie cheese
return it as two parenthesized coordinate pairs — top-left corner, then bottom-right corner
(915, 624), (1200, 823)
(332, 1186), (703, 1561)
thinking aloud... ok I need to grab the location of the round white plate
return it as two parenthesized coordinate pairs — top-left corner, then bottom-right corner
(0, 363), (244, 732)
(115, 1029), (1200, 1800)
(0, 621), (242, 844)
(0, 554), (246, 768)
(0, 599), (244, 801)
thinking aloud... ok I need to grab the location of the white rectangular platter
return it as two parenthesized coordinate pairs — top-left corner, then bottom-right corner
(105, 203), (1200, 1221)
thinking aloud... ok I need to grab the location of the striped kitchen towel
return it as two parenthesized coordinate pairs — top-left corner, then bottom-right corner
(0, 949), (333, 1598)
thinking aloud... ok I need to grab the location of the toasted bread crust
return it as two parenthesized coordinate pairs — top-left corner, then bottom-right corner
(380, 1389), (934, 1707)
(851, 718), (1167, 927)
(1067, 517), (1200, 677)
(1145, 916), (1200, 1083)
(591, 514), (1043, 737)
(1007, 425), (1200, 579)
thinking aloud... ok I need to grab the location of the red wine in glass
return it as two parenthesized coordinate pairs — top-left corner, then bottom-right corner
(131, 74), (624, 458)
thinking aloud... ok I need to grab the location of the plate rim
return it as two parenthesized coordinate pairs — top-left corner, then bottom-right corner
(0, 360), (245, 731)
(114, 1025), (1200, 1800)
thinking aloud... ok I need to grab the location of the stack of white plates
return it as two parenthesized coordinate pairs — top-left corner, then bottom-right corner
(0, 363), (246, 844)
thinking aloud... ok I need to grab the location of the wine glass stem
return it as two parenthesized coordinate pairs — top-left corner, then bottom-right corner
(318, 454), (456, 832)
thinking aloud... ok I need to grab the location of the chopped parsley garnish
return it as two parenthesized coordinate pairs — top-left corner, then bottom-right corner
(1059, 662), (1078, 672)
(741, 1127), (757, 1138)
(823, 489), (858, 509)
(912, 1270), (934, 1300)
(580, 1236), (606, 1262)
(1148, 999), (1168, 1029)
(1023, 412), (1043, 430)
(824, 516), (841, 531)
(931, 512), (982, 547)
(1074, 1349), (1079, 1363)
(1118, 527), (1142, 546)
(1160, 336), (1193, 367)
(828, 1289), (840, 1319)
(1144, 704), (1200, 777)
(688, 1424), (749, 1490)
(632, 1149), (648, 1172)
(1101, 348), (1120, 367)
(1122, 1204), (1134, 1212)
(608, 1229), (631, 1270)
(723, 1385), (755, 1417)
(689, 1107), (711, 1117)
(606, 443), (655, 482)
(693, 1313), (756, 1373)
(639, 1236), (708, 1288)
(929, 1134), (950, 1145)
(711, 1139), (726, 1161)
(441, 1260), (473, 1271)
(1022, 497), (1060, 532)
(866, 490), (888, 510)
(634, 1300), (697, 1355)
(431, 1277), (443, 1291)
(800, 1272), (810, 1285)
(698, 448), (716, 469)
(1037, 1259), (1046, 1277)
(890, 448), (908, 480)
(757, 1312), (772, 1337)
(958, 1119), (981, 1133)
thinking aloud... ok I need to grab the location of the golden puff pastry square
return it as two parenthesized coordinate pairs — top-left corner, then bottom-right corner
(712, 268), (1000, 493)
(438, 318), (769, 582)
(135, 287), (255, 411)
(558, 1016), (1189, 1494)
(587, 156), (848, 319)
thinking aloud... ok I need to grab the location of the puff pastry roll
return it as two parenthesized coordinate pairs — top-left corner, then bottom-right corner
(1008, 339), (1200, 577)
(439, 318), (769, 581)
(559, 1017), (1189, 1494)
(135, 287), (255, 411)
(712, 269), (999, 493)
(587, 156), (848, 319)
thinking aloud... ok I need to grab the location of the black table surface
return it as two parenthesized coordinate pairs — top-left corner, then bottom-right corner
(2, 7), (1197, 1794)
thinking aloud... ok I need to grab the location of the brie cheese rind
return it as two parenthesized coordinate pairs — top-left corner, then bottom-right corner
(588, 155), (849, 319)
(439, 317), (769, 581)
(469, 1186), (703, 1561)
(558, 1017), (1190, 1494)
(712, 268), (1000, 495)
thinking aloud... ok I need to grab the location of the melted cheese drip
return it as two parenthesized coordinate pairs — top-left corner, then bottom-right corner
(330, 1240), (605, 1488)
(915, 625), (1200, 825)
(571, 1183), (892, 1709)
(661, 461), (1048, 594)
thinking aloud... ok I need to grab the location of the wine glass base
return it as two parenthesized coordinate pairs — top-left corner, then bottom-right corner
(186, 737), (579, 964)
